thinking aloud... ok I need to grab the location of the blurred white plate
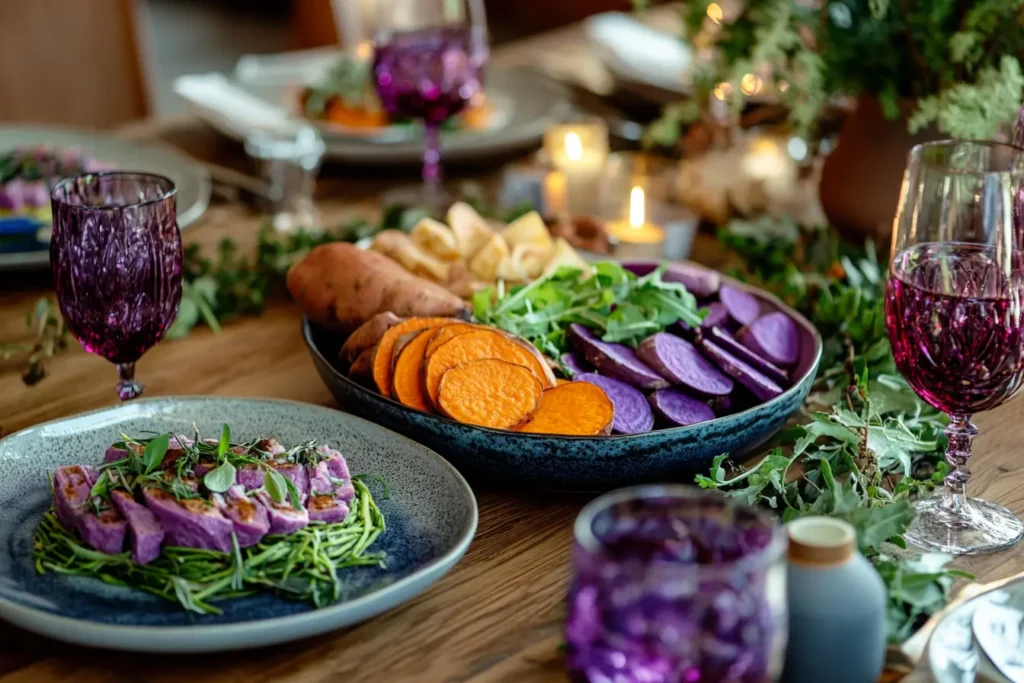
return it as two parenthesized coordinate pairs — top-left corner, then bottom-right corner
(584, 12), (694, 96)
(176, 57), (571, 165)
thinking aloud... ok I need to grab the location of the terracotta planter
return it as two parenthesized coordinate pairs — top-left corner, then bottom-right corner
(819, 96), (941, 246)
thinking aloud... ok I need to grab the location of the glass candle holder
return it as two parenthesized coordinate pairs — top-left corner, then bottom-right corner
(244, 124), (326, 234)
(566, 486), (787, 683)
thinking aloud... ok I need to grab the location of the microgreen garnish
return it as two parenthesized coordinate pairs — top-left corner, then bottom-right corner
(216, 424), (231, 458)
(142, 434), (171, 474)
(264, 468), (288, 505)
(203, 462), (237, 494)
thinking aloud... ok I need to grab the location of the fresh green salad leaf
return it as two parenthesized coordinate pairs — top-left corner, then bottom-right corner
(474, 262), (703, 358)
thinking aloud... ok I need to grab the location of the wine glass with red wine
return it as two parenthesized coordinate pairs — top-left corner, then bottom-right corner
(371, 0), (488, 207)
(50, 172), (183, 401)
(886, 140), (1024, 554)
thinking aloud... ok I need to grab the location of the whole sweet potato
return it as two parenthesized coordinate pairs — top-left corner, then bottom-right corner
(287, 243), (470, 333)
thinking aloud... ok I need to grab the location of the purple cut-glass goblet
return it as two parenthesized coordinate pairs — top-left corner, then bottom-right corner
(50, 172), (183, 400)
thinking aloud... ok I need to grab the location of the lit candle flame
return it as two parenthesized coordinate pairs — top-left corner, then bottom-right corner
(628, 186), (645, 229)
(565, 132), (583, 162)
(740, 73), (762, 96)
(706, 2), (723, 24)
(355, 40), (373, 61)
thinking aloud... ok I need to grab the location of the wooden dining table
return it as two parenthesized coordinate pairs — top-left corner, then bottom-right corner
(5, 22), (1024, 683)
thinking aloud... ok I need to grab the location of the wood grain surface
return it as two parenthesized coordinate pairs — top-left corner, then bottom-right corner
(4, 22), (1024, 678)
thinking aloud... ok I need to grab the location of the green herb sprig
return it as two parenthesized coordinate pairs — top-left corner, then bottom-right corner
(0, 297), (68, 385)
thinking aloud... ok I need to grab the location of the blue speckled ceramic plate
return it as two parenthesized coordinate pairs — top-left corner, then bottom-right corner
(303, 262), (823, 491)
(0, 397), (477, 652)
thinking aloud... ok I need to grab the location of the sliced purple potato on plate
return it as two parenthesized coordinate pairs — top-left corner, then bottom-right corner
(698, 338), (784, 401)
(637, 332), (734, 397)
(737, 311), (799, 367)
(648, 389), (716, 427)
(577, 372), (655, 434)
(719, 284), (762, 326)
(568, 323), (669, 390)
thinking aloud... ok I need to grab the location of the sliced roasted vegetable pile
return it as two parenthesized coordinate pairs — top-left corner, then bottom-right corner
(342, 315), (616, 434)
(336, 261), (803, 437)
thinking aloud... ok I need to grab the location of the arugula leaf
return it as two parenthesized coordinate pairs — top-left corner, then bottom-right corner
(142, 434), (171, 474)
(203, 462), (237, 494)
(842, 501), (914, 552)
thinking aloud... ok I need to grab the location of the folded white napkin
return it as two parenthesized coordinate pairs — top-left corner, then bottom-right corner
(173, 73), (293, 138)
(584, 12), (693, 93)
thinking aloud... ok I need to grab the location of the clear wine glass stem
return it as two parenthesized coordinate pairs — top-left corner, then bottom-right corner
(942, 413), (976, 509)
(116, 362), (144, 401)
(422, 123), (443, 205)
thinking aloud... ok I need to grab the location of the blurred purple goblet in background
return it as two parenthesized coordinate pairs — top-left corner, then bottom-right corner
(372, 0), (488, 207)
(566, 486), (787, 683)
(50, 172), (183, 400)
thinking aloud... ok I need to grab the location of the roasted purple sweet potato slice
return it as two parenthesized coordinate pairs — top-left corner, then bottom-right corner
(662, 262), (721, 298)
(568, 324), (669, 390)
(78, 508), (127, 555)
(143, 488), (234, 552)
(111, 490), (164, 564)
(53, 465), (95, 531)
(577, 373), (655, 434)
(637, 333), (734, 397)
(737, 311), (800, 367)
(719, 285), (762, 326)
(237, 464), (265, 491)
(308, 495), (350, 523)
(701, 302), (731, 330)
(255, 491), (309, 534)
(648, 389), (716, 427)
(701, 326), (789, 386)
(699, 339), (784, 401)
(212, 486), (270, 548)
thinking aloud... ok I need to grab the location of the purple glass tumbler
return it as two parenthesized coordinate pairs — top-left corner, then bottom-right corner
(566, 486), (787, 683)
(50, 172), (183, 400)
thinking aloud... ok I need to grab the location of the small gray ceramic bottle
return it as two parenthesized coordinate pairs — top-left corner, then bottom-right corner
(781, 516), (887, 683)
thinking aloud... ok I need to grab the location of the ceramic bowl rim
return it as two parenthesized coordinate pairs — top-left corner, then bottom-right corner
(303, 260), (824, 444)
(0, 396), (478, 643)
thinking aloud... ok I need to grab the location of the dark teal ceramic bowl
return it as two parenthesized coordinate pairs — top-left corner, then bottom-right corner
(303, 265), (822, 491)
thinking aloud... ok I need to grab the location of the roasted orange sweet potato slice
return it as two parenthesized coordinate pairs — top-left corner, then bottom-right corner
(372, 317), (453, 397)
(391, 328), (436, 412)
(500, 333), (557, 388)
(515, 382), (614, 435)
(437, 358), (543, 429)
(425, 322), (481, 357)
(424, 329), (545, 408)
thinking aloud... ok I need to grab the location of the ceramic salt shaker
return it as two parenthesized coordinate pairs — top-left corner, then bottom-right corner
(781, 516), (886, 683)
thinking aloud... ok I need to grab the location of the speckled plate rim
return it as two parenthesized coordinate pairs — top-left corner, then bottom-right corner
(303, 263), (824, 446)
(0, 397), (478, 653)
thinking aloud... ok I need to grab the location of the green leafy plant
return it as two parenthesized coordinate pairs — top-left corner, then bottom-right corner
(645, 0), (1024, 141)
(703, 216), (969, 641)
